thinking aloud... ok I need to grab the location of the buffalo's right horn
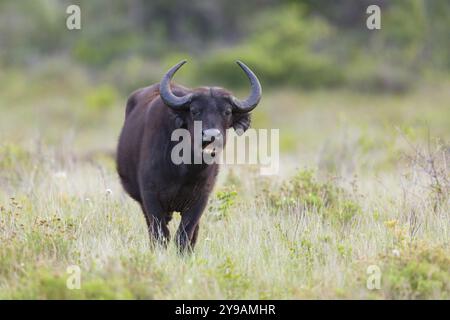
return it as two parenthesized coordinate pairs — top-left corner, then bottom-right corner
(160, 60), (193, 110)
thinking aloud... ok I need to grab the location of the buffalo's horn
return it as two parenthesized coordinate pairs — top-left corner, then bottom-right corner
(231, 61), (262, 113)
(160, 60), (192, 110)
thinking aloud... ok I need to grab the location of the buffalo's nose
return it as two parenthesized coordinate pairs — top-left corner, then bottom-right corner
(202, 129), (222, 142)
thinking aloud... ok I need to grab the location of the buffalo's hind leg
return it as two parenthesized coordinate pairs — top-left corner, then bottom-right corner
(140, 193), (170, 248)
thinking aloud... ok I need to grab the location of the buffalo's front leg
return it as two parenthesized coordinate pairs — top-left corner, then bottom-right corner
(176, 196), (208, 253)
(140, 192), (170, 247)
(191, 224), (200, 247)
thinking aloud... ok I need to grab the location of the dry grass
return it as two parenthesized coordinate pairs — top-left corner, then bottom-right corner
(0, 77), (449, 299)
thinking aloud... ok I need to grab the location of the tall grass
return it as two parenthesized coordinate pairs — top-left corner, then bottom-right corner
(0, 78), (449, 299)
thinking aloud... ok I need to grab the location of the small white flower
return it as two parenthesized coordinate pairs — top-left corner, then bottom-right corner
(54, 171), (67, 179)
(187, 278), (193, 285)
(392, 249), (400, 257)
(105, 188), (113, 196)
(85, 197), (91, 202)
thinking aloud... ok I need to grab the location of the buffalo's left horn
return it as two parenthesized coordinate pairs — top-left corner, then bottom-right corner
(231, 61), (262, 113)
(160, 60), (193, 110)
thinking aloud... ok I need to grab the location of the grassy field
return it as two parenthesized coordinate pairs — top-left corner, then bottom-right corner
(0, 73), (449, 299)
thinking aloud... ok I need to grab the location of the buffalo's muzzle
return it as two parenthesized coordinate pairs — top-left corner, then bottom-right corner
(202, 129), (222, 156)
(202, 129), (221, 146)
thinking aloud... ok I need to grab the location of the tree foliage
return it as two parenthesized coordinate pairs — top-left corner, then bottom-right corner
(0, 0), (448, 91)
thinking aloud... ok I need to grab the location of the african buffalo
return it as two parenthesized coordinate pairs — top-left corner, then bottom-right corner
(116, 60), (261, 252)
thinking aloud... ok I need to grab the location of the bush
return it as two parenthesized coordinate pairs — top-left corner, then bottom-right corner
(214, 256), (250, 298)
(84, 85), (118, 112)
(208, 186), (238, 220)
(263, 169), (361, 224)
(381, 242), (450, 299)
(197, 4), (344, 89)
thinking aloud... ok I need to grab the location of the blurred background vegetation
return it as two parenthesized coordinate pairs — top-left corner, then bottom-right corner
(0, 0), (449, 299)
(1, 0), (449, 92)
(0, 0), (449, 160)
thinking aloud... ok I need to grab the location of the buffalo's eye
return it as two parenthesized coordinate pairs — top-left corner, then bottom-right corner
(224, 109), (232, 116)
(191, 109), (200, 116)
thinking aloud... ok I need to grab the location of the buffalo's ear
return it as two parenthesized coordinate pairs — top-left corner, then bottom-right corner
(232, 113), (251, 136)
(172, 114), (185, 129)
(175, 116), (185, 129)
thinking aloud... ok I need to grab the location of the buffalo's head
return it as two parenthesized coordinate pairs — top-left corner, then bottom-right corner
(159, 60), (261, 157)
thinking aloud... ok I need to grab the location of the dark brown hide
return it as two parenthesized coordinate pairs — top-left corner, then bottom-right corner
(116, 62), (260, 252)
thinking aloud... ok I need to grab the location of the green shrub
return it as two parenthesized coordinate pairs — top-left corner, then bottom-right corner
(197, 4), (344, 89)
(4, 268), (148, 299)
(381, 242), (450, 299)
(73, 31), (142, 67)
(84, 85), (118, 112)
(208, 186), (238, 220)
(214, 256), (250, 298)
(336, 200), (362, 225)
(264, 169), (361, 224)
(271, 169), (339, 210)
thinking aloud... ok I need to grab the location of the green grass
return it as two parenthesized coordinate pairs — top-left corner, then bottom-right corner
(0, 72), (449, 299)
